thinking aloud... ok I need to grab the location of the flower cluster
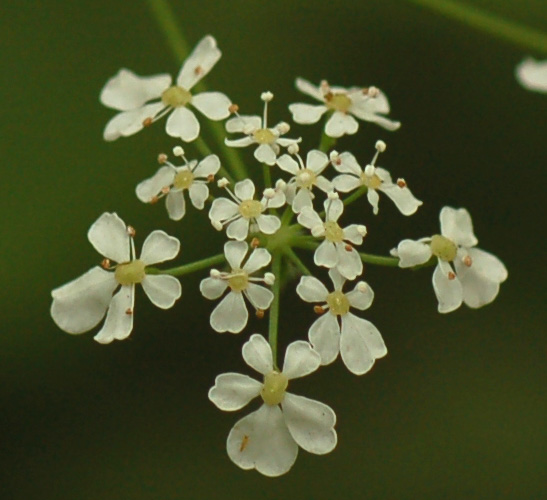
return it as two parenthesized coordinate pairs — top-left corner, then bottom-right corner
(51, 35), (507, 476)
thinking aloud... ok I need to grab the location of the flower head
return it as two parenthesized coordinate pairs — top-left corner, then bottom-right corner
(200, 241), (274, 333)
(100, 35), (231, 142)
(393, 207), (508, 313)
(136, 152), (220, 220)
(297, 269), (387, 374)
(209, 334), (337, 477)
(51, 213), (182, 343)
(288, 78), (400, 138)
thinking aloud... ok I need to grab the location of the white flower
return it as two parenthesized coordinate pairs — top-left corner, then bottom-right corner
(296, 269), (387, 374)
(288, 78), (400, 138)
(276, 149), (333, 213)
(515, 57), (547, 93)
(200, 241), (274, 333)
(100, 35), (231, 142)
(225, 93), (301, 165)
(297, 196), (366, 280)
(393, 207), (508, 313)
(209, 334), (337, 477)
(50, 213), (182, 344)
(331, 144), (422, 216)
(136, 153), (220, 220)
(209, 179), (285, 241)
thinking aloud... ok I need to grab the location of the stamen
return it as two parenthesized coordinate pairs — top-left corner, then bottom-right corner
(217, 178), (230, 189)
(127, 226), (136, 238)
(356, 282), (368, 293)
(228, 103), (239, 114)
(125, 308), (133, 315)
(287, 143), (299, 155)
(329, 150), (341, 166)
(397, 178), (407, 188)
(142, 117), (153, 127)
(448, 271), (456, 280)
(264, 273), (275, 286)
(314, 305), (325, 315)
(375, 140), (387, 153)
(345, 244), (353, 252)
(251, 237), (260, 249)
(157, 153), (168, 164)
(239, 435), (250, 452)
(149, 196), (159, 204)
(207, 174), (215, 183)
(161, 186), (170, 194)
(101, 258), (111, 270)
(256, 309), (265, 319)
(463, 255), (473, 267)
(194, 65), (203, 76)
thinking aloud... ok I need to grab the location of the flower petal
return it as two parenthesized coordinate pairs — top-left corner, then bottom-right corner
(256, 214), (281, 235)
(200, 276), (229, 300)
(209, 197), (239, 222)
(335, 244), (362, 281)
(289, 103), (327, 124)
(396, 239), (432, 268)
(282, 392), (337, 454)
(297, 206), (323, 230)
(340, 314), (385, 375)
(140, 230), (180, 265)
(344, 313), (387, 358)
(192, 92), (231, 120)
(325, 112), (358, 137)
(208, 373), (262, 411)
(380, 180), (423, 216)
(306, 150), (329, 174)
(326, 198), (344, 222)
(245, 284), (274, 310)
(314, 241), (338, 269)
(308, 313), (340, 365)
(141, 274), (181, 309)
(367, 188), (380, 215)
(291, 188), (313, 213)
(225, 115), (261, 133)
(188, 183), (208, 210)
(176, 35), (221, 89)
(515, 57), (547, 93)
(276, 154), (299, 175)
(243, 248), (271, 274)
(93, 285), (134, 344)
(242, 334), (274, 375)
(226, 217), (249, 241)
(234, 178), (255, 200)
(224, 240), (248, 269)
(432, 261), (463, 313)
(440, 207), (478, 247)
(51, 267), (117, 334)
(343, 224), (365, 245)
(296, 276), (329, 303)
(193, 154), (221, 178)
(166, 107), (200, 142)
(346, 281), (374, 310)
(254, 144), (277, 166)
(103, 102), (164, 141)
(295, 77), (324, 101)
(282, 340), (321, 379)
(87, 212), (130, 263)
(225, 137), (254, 148)
(136, 165), (175, 203)
(334, 152), (362, 175)
(210, 291), (248, 333)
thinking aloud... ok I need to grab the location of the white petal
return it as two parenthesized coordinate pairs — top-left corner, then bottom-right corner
(141, 274), (181, 309)
(226, 217), (249, 241)
(200, 276), (229, 300)
(314, 241), (338, 269)
(335, 244), (362, 281)
(343, 224), (365, 245)
(188, 183), (208, 210)
(367, 188), (380, 215)
(326, 198), (344, 222)
(136, 165), (175, 203)
(328, 268), (346, 291)
(100, 69), (171, 111)
(440, 207), (478, 247)
(139, 230), (180, 265)
(308, 313), (340, 365)
(267, 188), (286, 208)
(295, 77), (324, 101)
(87, 212), (130, 263)
(224, 240), (248, 269)
(289, 103), (327, 124)
(460, 248), (508, 283)
(51, 267), (117, 334)
(297, 206), (322, 230)
(292, 188), (313, 213)
(381, 182), (423, 216)
(343, 313), (387, 358)
(282, 393), (337, 454)
(225, 137), (254, 148)
(245, 283), (274, 310)
(515, 57), (547, 93)
(350, 91), (401, 130)
(282, 341), (321, 379)
(93, 286), (134, 344)
(103, 102), (164, 141)
(397, 239), (432, 268)
(242, 334), (274, 375)
(193, 154), (221, 178)
(306, 150), (329, 174)
(226, 115), (261, 133)
(346, 281), (374, 310)
(256, 214), (281, 235)
(165, 107), (200, 142)
(243, 248), (271, 274)
(210, 291), (248, 333)
(192, 92), (231, 120)
(208, 373), (262, 411)
(333, 174), (361, 193)
(209, 197), (239, 222)
(226, 405), (298, 477)
(234, 178), (256, 200)
(432, 261), (463, 313)
(276, 154), (300, 175)
(325, 112), (358, 138)
(176, 35), (221, 89)
(254, 144), (277, 165)
(296, 276), (329, 303)
(335, 152), (362, 175)
(314, 175), (333, 193)
(340, 314), (385, 375)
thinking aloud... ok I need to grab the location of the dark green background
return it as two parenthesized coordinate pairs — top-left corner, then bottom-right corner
(1, 0), (545, 498)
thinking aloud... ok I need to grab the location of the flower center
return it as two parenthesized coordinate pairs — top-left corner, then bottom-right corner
(296, 168), (317, 189)
(360, 173), (382, 190)
(326, 290), (350, 316)
(161, 86), (192, 107)
(324, 220), (344, 243)
(325, 92), (352, 113)
(238, 199), (263, 219)
(252, 128), (276, 145)
(115, 260), (146, 286)
(227, 269), (249, 292)
(261, 371), (289, 406)
(430, 234), (458, 262)
(173, 169), (194, 190)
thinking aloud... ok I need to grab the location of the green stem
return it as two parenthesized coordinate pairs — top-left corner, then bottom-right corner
(281, 206), (295, 226)
(262, 163), (272, 188)
(342, 186), (368, 207)
(319, 131), (337, 153)
(283, 247), (311, 276)
(268, 253), (282, 367)
(146, 253), (225, 276)
(403, 0), (547, 54)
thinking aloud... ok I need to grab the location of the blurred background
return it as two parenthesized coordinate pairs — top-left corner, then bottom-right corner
(1, 0), (545, 498)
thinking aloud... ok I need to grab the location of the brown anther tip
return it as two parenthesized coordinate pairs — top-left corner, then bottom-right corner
(194, 65), (203, 75)
(397, 179), (407, 188)
(125, 308), (133, 315)
(127, 225), (136, 237)
(161, 186), (170, 194)
(334, 158), (342, 166)
(207, 174), (215, 183)
(324, 92), (334, 101)
(142, 117), (153, 127)
(251, 237), (260, 249)
(362, 87), (369, 94)
(228, 104), (239, 114)
(149, 196), (159, 205)
(448, 271), (456, 280)
(314, 305), (325, 315)
(157, 153), (168, 164)
(101, 258), (111, 269)
(463, 255), (473, 267)
(345, 244), (353, 252)
(255, 309), (265, 319)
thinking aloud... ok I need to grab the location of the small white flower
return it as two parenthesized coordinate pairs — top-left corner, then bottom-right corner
(276, 149), (333, 213)
(51, 213), (182, 344)
(332, 145), (422, 216)
(296, 269), (387, 374)
(209, 179), (285, 241)
(225, 93), (301, 165)
(288, 78), (400, 138)
(200, 241), (274, 333)
(209, 334), (337, 477)
(298, 198), (366, 280)
(100, 35), (231, 142)
(515, 57), (547, 93)
(136, 154), (220, 220)
(393, 207), (508, 313)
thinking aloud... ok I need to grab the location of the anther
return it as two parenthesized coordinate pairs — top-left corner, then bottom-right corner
(314, 305), (325, 315)
(264, 273), (275, 286)
(261, 91), (274, 102)
(463, 255), (473, 267)
(396, 178), (407, 188)
(217, 177), (230, 188)
(194, 65), (203, 75)
(375, 140), (387, 152)
(345, 244), (353, 252)
(448, 271), (456, 280)
(287, 143), (300, 155)
(251, 237), (260, 249)
(327, 191), (339, 200)
(357, 225), (367, 237)
(329, 150), (341, 165)
(142, 117), (153, 127)
(263, 188), (276, 199)
(173, 146), (184, 157)
(275, 179), (287, 190)
(101, 258), (111, 270)
(150, 196), (159, 204)
(276, 122), (290, 134)
(228, 104), (239, 114)
(207, 174), (215, 183)
(127, 226), (136, 237)
(368, 86), (380, 97)
(256, 309), (265, 319)
(356, 282), (368, 293)
(364, 164), (375, 177)
(161, 186), (170, 194)
(157, 153), (168, 164)
(210, 269), (221, 279)
(125, 308), (133, 315)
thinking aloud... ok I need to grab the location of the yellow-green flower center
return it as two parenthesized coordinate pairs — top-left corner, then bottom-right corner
(252, 128), (276, 145)
(161, 86), (192, 107)
(228, 269), (249, 292)
(173, 169), (194, 190)
(326, 290), (350, 316)
(361, 173), (382, 190)
(261, 371), (289, 406)
(115, 260), (146, 286)
(325, 93), (352, 113)
(324, 220), (344, 243)
(296, 168), (317, 189)
(430, 234), (458, 262)
(238, 199), (263, 219)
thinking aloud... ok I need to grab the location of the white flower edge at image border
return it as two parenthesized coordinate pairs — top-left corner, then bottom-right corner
(209, 334), (337, 477)
(515, 57), (547, 93)
(50, 212), (182, 344)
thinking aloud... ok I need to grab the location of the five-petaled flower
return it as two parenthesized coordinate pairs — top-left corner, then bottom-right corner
(288, 78), (400, 137)
(100, 35), (231, 142)
(50, 213), (182, 344)
(200, 241), (275, 333)
(393, 207), (508, 313)
(209, 334), (337, 477)
(296, 269), (387, 375)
